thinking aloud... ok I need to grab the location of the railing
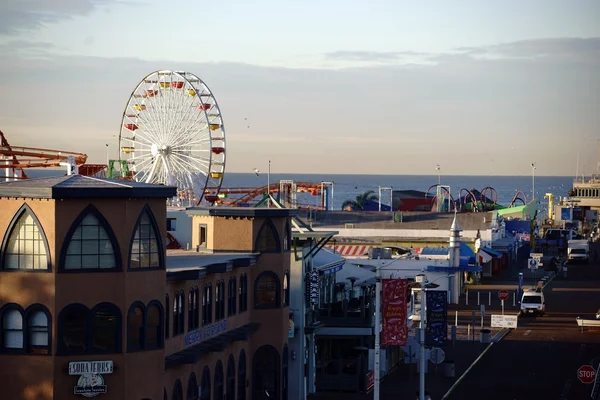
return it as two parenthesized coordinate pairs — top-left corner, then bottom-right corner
(318, 302), (375, 328)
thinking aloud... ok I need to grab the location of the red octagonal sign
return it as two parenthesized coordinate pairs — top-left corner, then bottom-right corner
(498, 290), (509, 301)
(578, 365), (596, 384)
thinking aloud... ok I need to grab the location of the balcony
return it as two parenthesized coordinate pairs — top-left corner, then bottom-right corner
(317, 298), (374, 328)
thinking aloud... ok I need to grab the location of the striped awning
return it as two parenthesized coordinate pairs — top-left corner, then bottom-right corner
(326, 244), (373, 257)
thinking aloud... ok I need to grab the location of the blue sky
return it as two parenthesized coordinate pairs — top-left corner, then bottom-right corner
(0, 0), (599, 175)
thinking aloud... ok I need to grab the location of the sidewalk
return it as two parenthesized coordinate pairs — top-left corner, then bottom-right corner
(307, 340), (489, 400)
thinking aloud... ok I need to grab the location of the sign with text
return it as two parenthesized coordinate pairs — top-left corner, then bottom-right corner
(184, 319), (227, 347)
(491, 314), (518, 329)
(68, 361), (113, 398)
(381, 278), (408, 346)
(425, 290), (448, 346)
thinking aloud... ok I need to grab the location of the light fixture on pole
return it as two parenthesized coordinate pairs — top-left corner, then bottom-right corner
(531, 162), (536, 201)
(105, 143), (109, 166)
(436, 164), (441, 186)
(267, 160), (271, 208)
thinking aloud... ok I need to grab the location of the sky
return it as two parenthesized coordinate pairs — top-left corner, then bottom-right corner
(0, 0), (599, 176)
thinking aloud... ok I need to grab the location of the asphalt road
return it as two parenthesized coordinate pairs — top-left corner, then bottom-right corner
(446, 257), (600, 400)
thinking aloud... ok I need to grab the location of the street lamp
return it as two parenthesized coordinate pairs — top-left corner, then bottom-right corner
(436, 164), (441, 186)
(531, 162), (536, 201)
(373, 264), (451, 400)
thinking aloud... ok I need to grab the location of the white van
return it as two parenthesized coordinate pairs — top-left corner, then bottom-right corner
(520, 289), (546, 316)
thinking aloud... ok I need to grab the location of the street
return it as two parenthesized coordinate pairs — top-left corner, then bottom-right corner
(446, 257), (600, 400)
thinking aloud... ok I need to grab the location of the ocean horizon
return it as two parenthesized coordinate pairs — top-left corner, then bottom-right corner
(21, 169), (575, 212)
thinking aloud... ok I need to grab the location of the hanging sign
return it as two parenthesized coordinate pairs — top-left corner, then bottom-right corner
(69, 361), (113, 398)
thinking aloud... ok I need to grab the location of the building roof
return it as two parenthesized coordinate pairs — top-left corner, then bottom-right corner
(186, 207), (298, 218)
(166, 250), (256, 281)
(0, 175), (177, 199)
(302, 210), (494, 231)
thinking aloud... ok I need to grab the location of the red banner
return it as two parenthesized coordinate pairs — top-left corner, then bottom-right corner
(381, 278), (408, 346)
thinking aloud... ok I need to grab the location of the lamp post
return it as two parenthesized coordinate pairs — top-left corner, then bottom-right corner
(105, 143), (109, 166)
(531, 162), (536, 201)
(436, 164), (441, 186)
(374, 266), (451, 400)
(267, 160), (271, 208)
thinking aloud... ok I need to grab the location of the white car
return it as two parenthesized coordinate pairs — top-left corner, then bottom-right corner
(520, 289), (546, 316)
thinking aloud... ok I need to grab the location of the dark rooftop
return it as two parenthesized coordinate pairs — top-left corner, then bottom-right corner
(302, 210), (495, 231)
(0, 175), (178, 199)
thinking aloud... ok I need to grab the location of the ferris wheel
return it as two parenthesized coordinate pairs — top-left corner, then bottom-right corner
(119, 70), (226, 204)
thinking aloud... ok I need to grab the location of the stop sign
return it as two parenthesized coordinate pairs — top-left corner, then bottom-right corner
(498, 290), (509, 301)
(578, 365), (596, 384)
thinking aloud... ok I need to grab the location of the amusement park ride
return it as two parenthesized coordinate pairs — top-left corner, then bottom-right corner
(0, 69), (334, 210)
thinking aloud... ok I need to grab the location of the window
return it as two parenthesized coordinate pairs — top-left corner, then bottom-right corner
(237, 350), (246, 400)
(283, 272), (290, 307)
(2, 205), (49, 271)
(214, 360), (224, 400)
(127, 303), (145, 351)
(146, 301), (163, 349)
(216, 280), (225, 321)
(228, 277), (237, 316)
(130, 207), (163, 269)
(27, 309), (49, 354)
(59, 305), (88, 354)
(187, 372), (198, 400)
(203, 284), (212, 326)
(62, 206), (119, 270)
(172, 379), (183, 400)
(254, 220), (281, 253)
(226, 354), (236, 400)
(193, 287), (200, 329)
(200, 367), (211, 400)
(91, 303), (120, 354)
(165, 294), (170, 339)
(239, 274), (248, 313)
(283, 221), (291, 252)
(188, 288), (194, 331)
(254, 272), (281, 309)
(252, 345), (280, 399)
(126, 301), (163, 352)
(2, 308), (23, 350)
(173, 290), (184, 336)
(167, 218), (177, 232)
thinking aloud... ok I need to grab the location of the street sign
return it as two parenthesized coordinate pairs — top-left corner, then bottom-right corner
(429, 347), (445, 364)
(498, 290), (509, 301)
(491, 315), (518, 328)
(530, 253), (543, 261)
(578, 365), (596, 384)
(528, 258), (539, 270)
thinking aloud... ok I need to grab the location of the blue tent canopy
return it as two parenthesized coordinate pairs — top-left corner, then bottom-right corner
(419, 242), (476, 264)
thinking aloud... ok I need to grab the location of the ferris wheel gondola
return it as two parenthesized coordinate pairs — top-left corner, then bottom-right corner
(118, 70), (226, 204)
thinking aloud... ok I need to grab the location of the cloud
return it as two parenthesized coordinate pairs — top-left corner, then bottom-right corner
(0, 37), (598, 175)
(455, 37), (600, 59)
(325, 50), (433, 63)
(0, 0), (125, 34)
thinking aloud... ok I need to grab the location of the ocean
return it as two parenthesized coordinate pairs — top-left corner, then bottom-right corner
(22, 169), (573, 212)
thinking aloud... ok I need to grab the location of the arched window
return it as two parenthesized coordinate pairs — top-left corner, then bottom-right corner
(254, 271), (281, 309)
(173, 379), (184, 400)
(129, 206), (163, 269)
(60, 205), (120, 271)
(202, 284), (212, 326)
(193, 287), (200, 329)
(187, 372), (198, 400)
(226, 354), (236, 400)
(26, 306), (51, 354)
(282, 344), (289, 400)
(127, 302), (145, 351)
(1, 205), (50, 271)
(200, 366), (211, 400)
(1, 306), (24, 351)
(228, 277), (237, 316)
(173, 291), (184, 336)
(252, 345), (280, 400)
(254, 219), (281, 253)
(146, 301), (163, 349)
(178, 290), (185, 334)
(188, 288), (194, 331)
(283, 221), (291, 252)
(283, 271), (290, 307)
(58, 304), (89, 354)
(239, 274), (248, 313)
(216, 280), (225, 321)
(165, 294), (170, 339)
(91, 303), (121, 354)
(214, 360), (224, 400)
(237, 349), (246, 400)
